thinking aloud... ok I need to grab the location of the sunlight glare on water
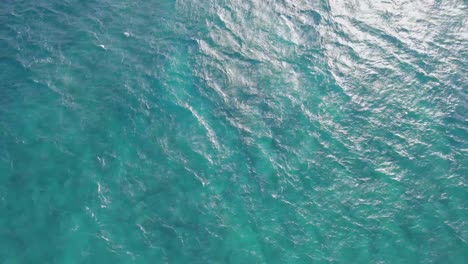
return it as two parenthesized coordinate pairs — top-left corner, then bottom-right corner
(0, 0), (467, 263)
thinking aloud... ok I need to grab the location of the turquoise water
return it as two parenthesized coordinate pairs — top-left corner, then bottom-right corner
(1, 0), (467, 263)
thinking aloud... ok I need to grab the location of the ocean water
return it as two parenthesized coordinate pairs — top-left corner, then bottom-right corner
(0, 0), (467, 263)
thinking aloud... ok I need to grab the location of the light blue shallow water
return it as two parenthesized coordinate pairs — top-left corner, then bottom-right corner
(1, 0), (467, 263)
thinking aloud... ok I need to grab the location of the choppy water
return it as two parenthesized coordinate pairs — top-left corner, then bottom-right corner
(1, 0), (467, 263)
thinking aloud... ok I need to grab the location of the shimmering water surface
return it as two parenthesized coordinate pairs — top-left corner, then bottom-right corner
(1, 0), (467, 263)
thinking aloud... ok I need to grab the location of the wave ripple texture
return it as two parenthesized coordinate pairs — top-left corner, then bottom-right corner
(0, 0), (467, 263)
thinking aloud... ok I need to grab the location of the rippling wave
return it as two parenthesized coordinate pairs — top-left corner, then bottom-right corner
(0, 0), (467, 262)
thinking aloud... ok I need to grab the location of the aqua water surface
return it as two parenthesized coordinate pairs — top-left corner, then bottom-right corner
(0, 0), (467, 263)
